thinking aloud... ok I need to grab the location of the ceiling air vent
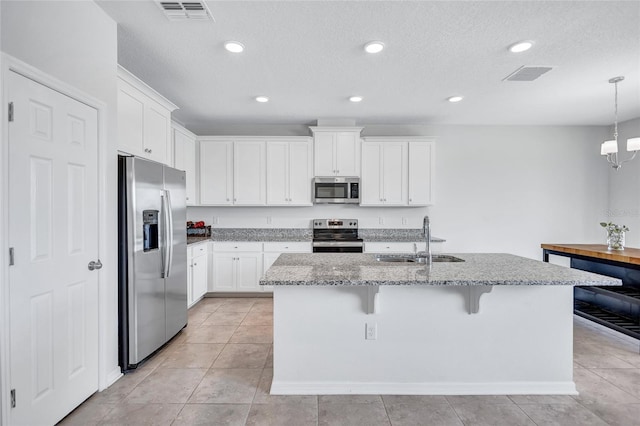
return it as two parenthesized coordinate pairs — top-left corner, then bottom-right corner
(157, 1), (214, 21)
(503, 66), (554, 82)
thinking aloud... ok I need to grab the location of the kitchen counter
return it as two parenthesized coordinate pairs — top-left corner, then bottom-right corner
(186, 236), (210, 245)
(260, 253), (621, 287)
(359, 228), (446, 243)
(541, 243), (640, 266)
(266, 252), (620, 396)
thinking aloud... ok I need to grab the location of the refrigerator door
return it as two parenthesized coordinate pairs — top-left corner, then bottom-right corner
(163, 165), (188, 339)
(126, 157), (167, 365)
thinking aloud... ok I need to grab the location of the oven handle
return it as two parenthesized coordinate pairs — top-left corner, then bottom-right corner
(312, 241), (364, 248)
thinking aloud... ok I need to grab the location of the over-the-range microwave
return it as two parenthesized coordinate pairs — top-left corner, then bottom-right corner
(313, 177), (360, 204)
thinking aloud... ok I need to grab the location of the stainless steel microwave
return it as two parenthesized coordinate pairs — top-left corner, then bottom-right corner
(313, 177), (360, 204)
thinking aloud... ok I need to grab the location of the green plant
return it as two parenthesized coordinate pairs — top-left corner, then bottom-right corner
(600, 222), (629, 233)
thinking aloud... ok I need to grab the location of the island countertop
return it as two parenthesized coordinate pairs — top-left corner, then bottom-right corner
(260, 253), (622, 287)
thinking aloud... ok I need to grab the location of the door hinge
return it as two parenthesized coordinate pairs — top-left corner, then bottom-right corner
(10, 389), (15, 408)
(8, 102), (14, 122)
(9, 247), (14, 266)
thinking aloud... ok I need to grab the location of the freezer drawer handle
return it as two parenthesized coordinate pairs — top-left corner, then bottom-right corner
(88, 260), (103, 271)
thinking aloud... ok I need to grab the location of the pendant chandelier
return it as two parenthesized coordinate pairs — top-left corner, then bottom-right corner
(600, 76), (640, 170)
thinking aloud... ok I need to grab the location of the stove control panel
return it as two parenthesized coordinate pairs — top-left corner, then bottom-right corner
(313, 218), (358, 229)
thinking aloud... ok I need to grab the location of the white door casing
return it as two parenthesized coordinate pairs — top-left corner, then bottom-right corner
(7, 70), (99, 425)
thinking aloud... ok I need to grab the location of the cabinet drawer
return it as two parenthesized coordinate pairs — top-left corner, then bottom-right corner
(364, 242), (415, 253)
(263, 242), (312, 252)
(213, 241), (263, 252)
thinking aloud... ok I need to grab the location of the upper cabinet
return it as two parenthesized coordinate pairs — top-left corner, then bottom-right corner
(361, 137), (435, 206)
(266, 138), (313, 206)
(172, 122), (197, 205)
(117, 66), (178, 166)
(199, 138), (266, 206)
(310, 127), (362, 176)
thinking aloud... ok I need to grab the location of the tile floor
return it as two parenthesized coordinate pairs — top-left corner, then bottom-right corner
(60, 297), (640, 426)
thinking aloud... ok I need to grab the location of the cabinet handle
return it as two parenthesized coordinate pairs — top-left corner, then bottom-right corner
(194, 262), (197, 266)
(234, 198), (237, 202)
(149, 149), (152, 153)
(409, 198), (412, 202)
(226, 198), (230, 202)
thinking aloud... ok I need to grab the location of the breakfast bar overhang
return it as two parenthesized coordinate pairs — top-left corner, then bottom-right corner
(260, 253), (621, 396)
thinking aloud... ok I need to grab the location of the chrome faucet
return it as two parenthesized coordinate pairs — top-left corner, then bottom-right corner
(422, 215), (432, 265)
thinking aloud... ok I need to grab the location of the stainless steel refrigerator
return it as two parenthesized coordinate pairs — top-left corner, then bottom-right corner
(118, 156), (187, 371)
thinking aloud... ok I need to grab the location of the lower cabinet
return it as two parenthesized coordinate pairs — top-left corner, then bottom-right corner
(212, 242), (263, 292)
(188, 242), (208, 307)
(364, 241), (442, 254)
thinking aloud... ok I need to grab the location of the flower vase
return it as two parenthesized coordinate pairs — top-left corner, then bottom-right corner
(607, 230), (625, 251)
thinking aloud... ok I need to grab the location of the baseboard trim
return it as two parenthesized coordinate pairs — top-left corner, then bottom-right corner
(205, 292), (272, 298)
(269, 381), (578, 395)
(104, 367), (123, 389)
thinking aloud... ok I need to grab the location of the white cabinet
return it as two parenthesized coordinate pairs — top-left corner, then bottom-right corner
(361, 137), (435, 207)
(408, 141), (435, 205)
(365, 241), (441, 254)
(266, 139), (313, 205)
(310, 127), (362, 176)
(188, 243), (208, 307)
(199, 138), (265, 206)
(262, 242), (312, 292)
(117, 66), (177, 165)
(173, 122), (197, 205)
(361, 141), (408, 206)
(212, 242), (263, 292)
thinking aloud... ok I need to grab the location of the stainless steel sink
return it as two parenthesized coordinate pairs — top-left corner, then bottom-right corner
(375, 254), (465, 263)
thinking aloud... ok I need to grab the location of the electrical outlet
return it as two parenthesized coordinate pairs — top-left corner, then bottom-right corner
(213, 216), (219, 225)
(379, 217), (384, 225)
(402, 217), (408, 225)
(366, 323), (377, 340)
(267, 216), (272, 225)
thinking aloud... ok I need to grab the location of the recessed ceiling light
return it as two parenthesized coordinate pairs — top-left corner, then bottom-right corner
(349, 96), (363, 103)
(508, 40), (534, 53)
(255, 96), (269, 103)
(447, 96), (464, 103)
(364, 41), (385, 54)
(224, 41), (244, 53)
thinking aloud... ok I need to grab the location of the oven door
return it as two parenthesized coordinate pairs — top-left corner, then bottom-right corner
(312, 241), (364, 253)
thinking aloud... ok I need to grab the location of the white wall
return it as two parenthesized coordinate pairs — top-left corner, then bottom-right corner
(189, 124), (610, 260)
(1, 0), (120, 390)
(606, 118), (640, 246)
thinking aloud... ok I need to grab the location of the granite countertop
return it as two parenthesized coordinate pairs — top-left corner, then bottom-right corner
(260, 253), (622, 287)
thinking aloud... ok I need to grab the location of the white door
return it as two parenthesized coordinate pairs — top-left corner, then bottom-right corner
(192, 254), (208, 301)
(213, 254), (236, 291)
(289, 141), (312, 205)
(200, 141), (233, 205)
(266, 141), (289, 205)
(313, 132), (336, 176)
(236, 253), (262, 292)
(408, 141), (434, 205)
(335, 132), (360, 176)
(360, 143), (383, 205)
(7, 71), (99, 425)
(234, 141), (265, 205)
(382, 142), (408, 205)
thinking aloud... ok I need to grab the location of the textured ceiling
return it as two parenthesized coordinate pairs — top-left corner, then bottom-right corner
(96, 0), (640, 134)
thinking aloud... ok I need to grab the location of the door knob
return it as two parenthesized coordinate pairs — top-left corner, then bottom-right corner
(88, 260), (103, 271)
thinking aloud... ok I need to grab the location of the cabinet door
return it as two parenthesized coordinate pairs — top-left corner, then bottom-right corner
(335, 132), (360, 176)
(236, 253), (262, 292)
(213, 253), (236, 291)
(314, 132), (336, 176)
(408, 141), (434, 205)
(144, 103), (170, 165)
(360, 143), (383, 205)
(192, 254), (208, 302)
(187, 252), (194, 306)
(117, 81), (145, 156)
(288, 141), (312, 205)
(174, 130), (197, 205)
(382, 142), (408, 205)
(234, 141), (266, 205)
(200, 141), (233, 205)
(266, 141), (289, 205)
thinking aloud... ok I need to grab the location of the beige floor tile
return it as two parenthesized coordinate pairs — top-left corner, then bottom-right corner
(229, 325), (273, 343)
(248, 303), (274, 314)
(99, 403), (183, 425)
(517, 401), (609, 426)
(89, 369), (153, 404)
(508, 394), (577, 404)
(590, 368), (640, 399)
(319, 394), (383, 404)
(202, 311), (248, 326)
(218, 300), (257, 312)
(445, 395), (512, 405)
(192, 298), (227, 313)
(57, 398), (115, 425)
(246, 403), (318, 426)
(385, 402), (463, 426)
(187, 309), (212, 326)
(382, 395), (449, 405)
(582, 402), (640, 425)
(573, 352), (637, 369)
(319, 402), (391, 426)
(126, 368), (207, 404)
(184, 325), (237, 344)
(241, 311), (274, 325)
(452, 403), (535, 426)
(213, 343), (271, 368)
(253, 369), (318, 405)
(173, 403), (250, 425)
(265, 345), (273, 368)
(159, 343), (224, 369)
(573, 368), (640, 404)
(188, 368), (262, 404)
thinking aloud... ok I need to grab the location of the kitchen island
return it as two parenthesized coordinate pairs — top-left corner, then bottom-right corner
(260, 253), (621, 395)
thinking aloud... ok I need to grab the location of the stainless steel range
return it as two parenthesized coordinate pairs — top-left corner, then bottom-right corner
(312, 219), (364, 253)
